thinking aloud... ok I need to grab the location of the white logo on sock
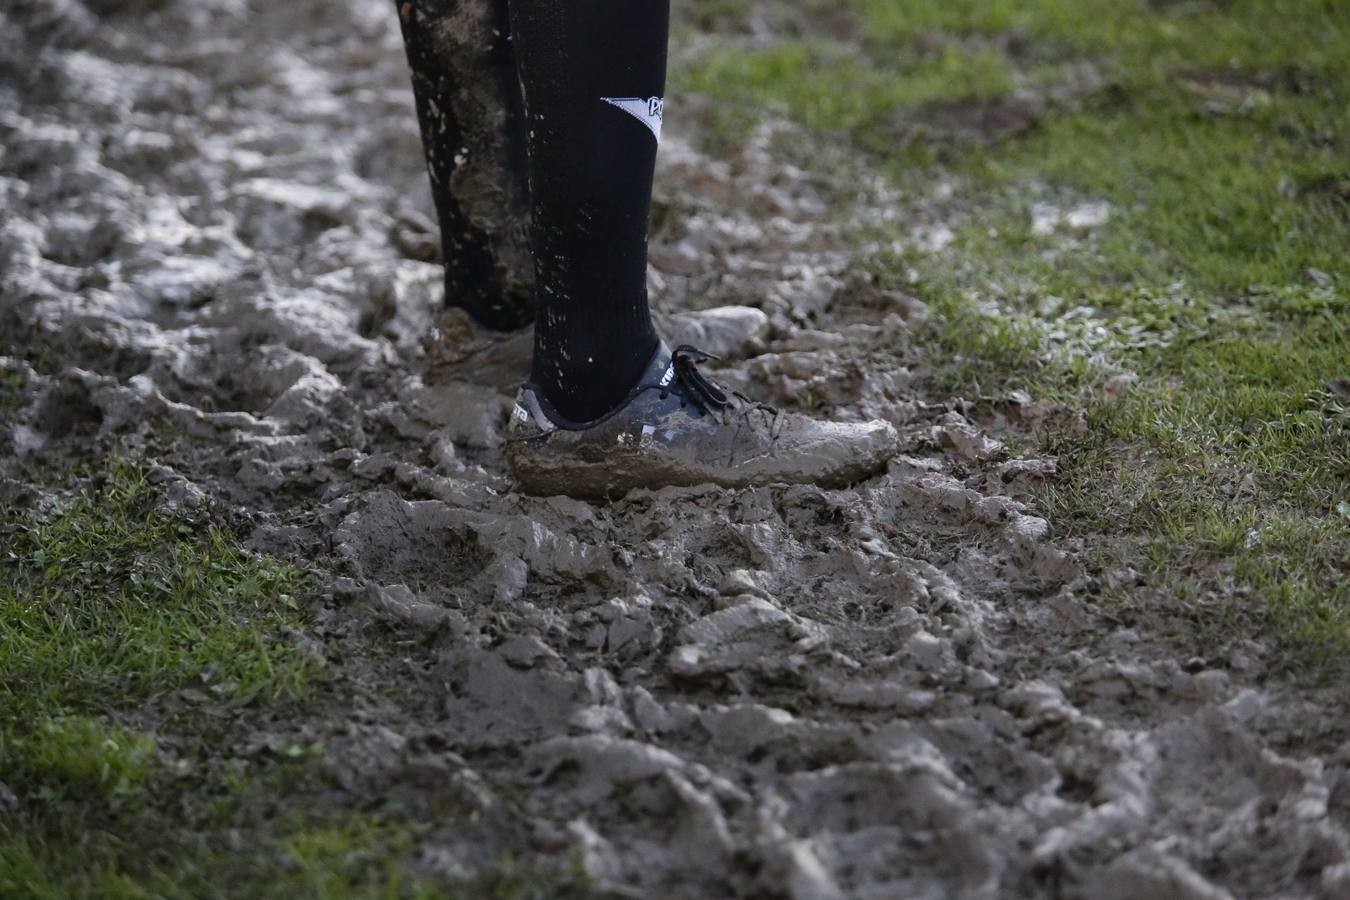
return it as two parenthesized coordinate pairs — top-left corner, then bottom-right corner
(600, 96), (663, 143)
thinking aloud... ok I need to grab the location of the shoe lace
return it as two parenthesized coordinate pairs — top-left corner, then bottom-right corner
(653, 345), (777, 422)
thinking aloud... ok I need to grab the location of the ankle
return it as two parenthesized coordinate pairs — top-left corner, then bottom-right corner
(530, 333), (659, 424)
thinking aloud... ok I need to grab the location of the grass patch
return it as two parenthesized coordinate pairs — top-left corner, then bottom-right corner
(0, 368), (26, 411)
(1, 803), (561, 900)
(676, 0), (1350, 660)
(0, 463), (567, 896)
(0, 462), (309, 896)
(1, 459), (318, 722)
(681, 39), (1018, 133)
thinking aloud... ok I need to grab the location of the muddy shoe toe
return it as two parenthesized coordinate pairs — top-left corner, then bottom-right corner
(506, 342), (899, 499)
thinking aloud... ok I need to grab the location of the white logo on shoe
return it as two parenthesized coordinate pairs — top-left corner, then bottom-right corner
(659, 363), (675, 387)
(600, 96), (663, 143)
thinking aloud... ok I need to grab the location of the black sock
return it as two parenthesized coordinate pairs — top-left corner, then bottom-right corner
(508, 0), (665, 423)
(396, 0), (534, 332)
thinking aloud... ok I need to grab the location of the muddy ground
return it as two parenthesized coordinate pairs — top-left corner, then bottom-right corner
(3, 1), (1349, 897)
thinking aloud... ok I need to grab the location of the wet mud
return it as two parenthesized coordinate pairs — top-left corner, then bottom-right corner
(3, 2), (1349, 897)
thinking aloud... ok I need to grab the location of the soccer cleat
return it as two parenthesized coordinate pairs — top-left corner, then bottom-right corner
(506, 342), (899, 499)
(424, 305), (769, 392)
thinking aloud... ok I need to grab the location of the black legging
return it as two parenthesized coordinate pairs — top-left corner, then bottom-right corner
(398, 0), (669, 423)
(396, 0), (533, 332)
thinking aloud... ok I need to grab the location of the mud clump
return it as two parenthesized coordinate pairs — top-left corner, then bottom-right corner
(2, 2), (1348, 897)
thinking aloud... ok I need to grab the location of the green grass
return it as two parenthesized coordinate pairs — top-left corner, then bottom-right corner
(682, 40), (1018, 132)
(677, 0), (1350, 662)
(0, 461), (308, 895)
(0, 460), (318, 722)
(1, 803), (557, 900)
(3, 716), (157, 807)
(0, 462), (567, 896)
(0, 368), (26, 411)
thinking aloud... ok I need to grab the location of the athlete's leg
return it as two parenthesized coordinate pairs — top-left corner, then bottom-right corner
(500, 1), (900, 497)
(507, 0), (665, 424)
(395, 0), (533, 331)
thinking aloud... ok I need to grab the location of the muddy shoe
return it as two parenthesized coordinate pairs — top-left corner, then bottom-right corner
(506, 343), (899, 499)
(423, 307), (534, 392)
(425, 305), (769, 392)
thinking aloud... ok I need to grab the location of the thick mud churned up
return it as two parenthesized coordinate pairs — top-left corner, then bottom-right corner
(3, 3), (1349, 897)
